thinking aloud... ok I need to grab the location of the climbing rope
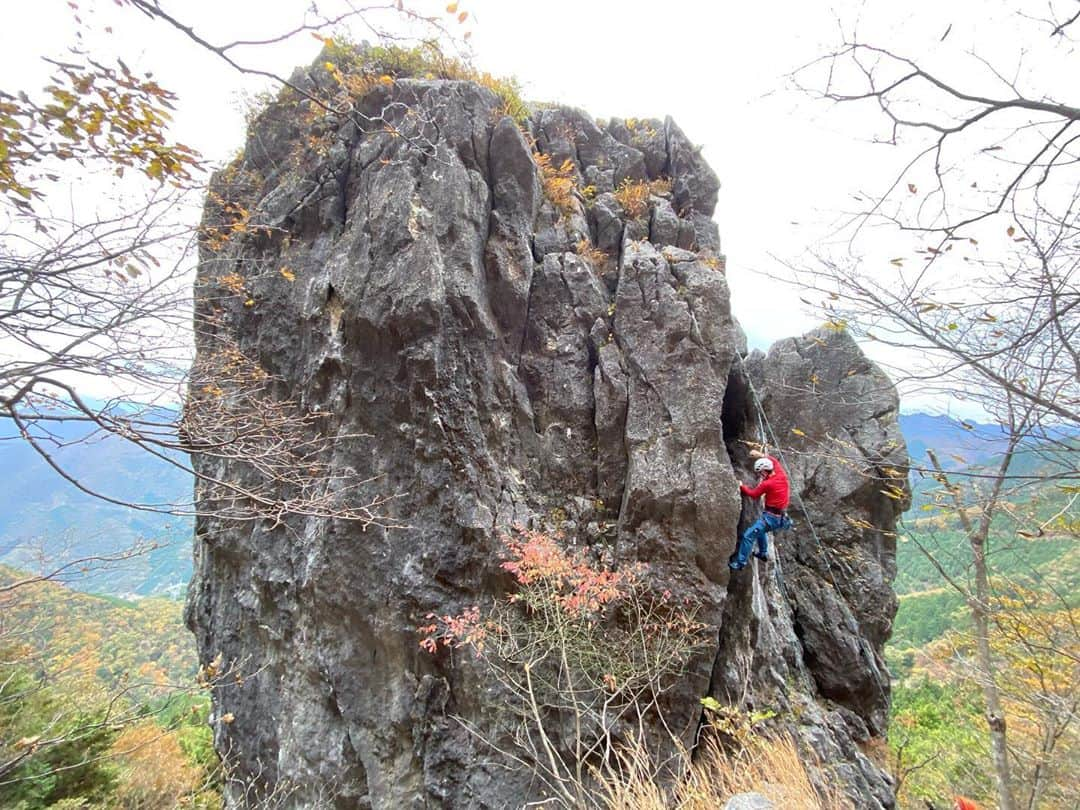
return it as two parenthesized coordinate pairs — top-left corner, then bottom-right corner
(731, 350), (893, 703)
(733, 350), (831, 572)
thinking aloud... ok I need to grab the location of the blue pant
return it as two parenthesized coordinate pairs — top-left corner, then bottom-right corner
(732, 511), (788, 566)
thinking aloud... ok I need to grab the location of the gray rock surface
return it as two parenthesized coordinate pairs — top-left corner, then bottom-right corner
(187, 51), (907, 810)
(724, 793), (775, 810)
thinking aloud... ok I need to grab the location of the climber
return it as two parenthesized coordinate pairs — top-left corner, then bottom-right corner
(729, 450), (791, 571)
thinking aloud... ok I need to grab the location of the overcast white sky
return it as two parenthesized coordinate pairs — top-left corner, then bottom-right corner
(3, 0), (1066, 416)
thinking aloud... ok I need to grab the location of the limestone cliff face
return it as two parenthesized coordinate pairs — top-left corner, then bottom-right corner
(186, 54), (909, 809)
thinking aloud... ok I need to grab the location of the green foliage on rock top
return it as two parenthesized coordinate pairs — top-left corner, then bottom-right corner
(320, 39), (530, 123)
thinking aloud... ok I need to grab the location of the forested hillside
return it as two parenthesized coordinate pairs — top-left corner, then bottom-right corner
(887, 437), (1079, 807)
(0, 568), (214, 808)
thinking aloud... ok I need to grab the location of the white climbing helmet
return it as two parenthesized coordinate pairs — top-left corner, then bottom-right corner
(753, 457), (774, 474)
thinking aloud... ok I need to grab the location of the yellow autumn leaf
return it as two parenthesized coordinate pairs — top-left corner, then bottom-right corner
(791, 428), (806, 437)
(446, 2), (458, 11)
(279, 267), (296, 282)
(244, 299), (255, 307)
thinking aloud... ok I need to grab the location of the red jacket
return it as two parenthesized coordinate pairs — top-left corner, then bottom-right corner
(740, 456), (790, 510)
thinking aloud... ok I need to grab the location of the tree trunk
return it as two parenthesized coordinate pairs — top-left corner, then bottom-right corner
(970, 531), (1015, 810)
(1025, 721), (1054, 810)
(928, 447), (1017, 810)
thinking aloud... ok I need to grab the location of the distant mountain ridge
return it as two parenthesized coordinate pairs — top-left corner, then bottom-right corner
(0, 414), (192, 597)
(898, 412), (1001, 468)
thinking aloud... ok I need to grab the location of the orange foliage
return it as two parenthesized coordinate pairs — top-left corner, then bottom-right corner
(613, 177), (674, 220)
(417, 526), (699, 665)
(534, 151), (579, 217)
(111, 721), (200, 809)
(0, 568), (196, 704)
(418, 527), (644, 655)
(575, 238), (608, 267)
(613, 178), (650, 219)
(1, 55), (200, 213)
(500, 527), (636, 615)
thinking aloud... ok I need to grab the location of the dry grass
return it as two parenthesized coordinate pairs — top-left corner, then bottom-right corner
(597, 733), (852, 810)
(613, 177), (673, 220)
(535, 151), (580, 216)
(576, 238), (609, 267)
(699, 253), (726, 272)
(323, 40), (530, 123)
(648, 177), (673, 197)
(613, 179), (650, 219)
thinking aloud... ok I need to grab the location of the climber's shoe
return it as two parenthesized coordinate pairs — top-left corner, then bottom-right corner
(728, 559), (747, 571)
(753, 551), (769, 562)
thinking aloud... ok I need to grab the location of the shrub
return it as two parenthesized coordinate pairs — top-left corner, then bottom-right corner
(613, 178), (671, 220)
(420, 526), (711, 807)
(319, 40), (529, 122)
(613, 179), (650, 220)
(647, 177), (672, 197)
(624, 118), (657, 138)
(477, 72), (529, 124)
(535, 152), (580, 217)
(698, 254), (725, 272)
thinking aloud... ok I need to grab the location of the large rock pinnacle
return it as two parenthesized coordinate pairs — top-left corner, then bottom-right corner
(186, 50), (909, 809)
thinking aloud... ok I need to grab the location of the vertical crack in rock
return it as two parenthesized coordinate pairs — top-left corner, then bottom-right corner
(720, 358), (754, 466)
(189, 51), (909, 810)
